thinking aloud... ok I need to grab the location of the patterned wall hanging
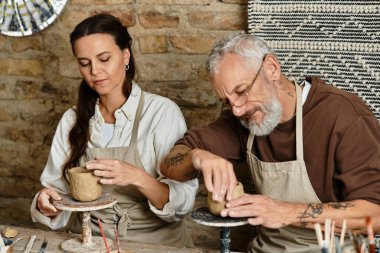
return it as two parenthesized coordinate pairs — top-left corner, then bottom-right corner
(0, 0), (67, 37)
(248, 0), (380, 120)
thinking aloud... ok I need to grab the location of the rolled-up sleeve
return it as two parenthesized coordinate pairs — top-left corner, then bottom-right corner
(30, 109), (75, 229)
(149, 178), (198, 222)
(147, 97), (199, 221)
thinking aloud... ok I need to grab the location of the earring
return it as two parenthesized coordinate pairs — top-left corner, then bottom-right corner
(125, 64), (129, 71)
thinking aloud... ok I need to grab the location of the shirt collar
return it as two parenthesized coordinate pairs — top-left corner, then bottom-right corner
(119, 81), (141, 121)
(91, 81), (142, 125)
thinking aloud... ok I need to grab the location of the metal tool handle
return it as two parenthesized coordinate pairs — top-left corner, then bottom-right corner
(38, 237), (48, 253)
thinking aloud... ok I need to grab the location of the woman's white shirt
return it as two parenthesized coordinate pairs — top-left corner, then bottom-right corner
(30, 82), (198, 229)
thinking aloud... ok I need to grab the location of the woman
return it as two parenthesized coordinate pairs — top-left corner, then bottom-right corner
(30, 13), (198, 247)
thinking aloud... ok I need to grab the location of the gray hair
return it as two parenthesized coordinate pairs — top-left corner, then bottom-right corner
(206, 32), (276, 77)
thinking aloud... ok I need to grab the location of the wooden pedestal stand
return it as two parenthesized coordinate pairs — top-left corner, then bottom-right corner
(53, 193), (117, 253)
(192, 207), (248, 253)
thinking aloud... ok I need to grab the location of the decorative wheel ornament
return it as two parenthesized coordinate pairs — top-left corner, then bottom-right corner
(0, 0), (67, 37)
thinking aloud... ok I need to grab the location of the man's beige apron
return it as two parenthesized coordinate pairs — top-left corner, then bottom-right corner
(246, 83), (322, 253)
(69, 92), (193, 247)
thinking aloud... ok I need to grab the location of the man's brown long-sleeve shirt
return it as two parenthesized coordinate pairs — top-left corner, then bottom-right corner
(176, 77), (380, 204)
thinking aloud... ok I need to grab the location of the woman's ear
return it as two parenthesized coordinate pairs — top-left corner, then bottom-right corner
(124, 48), (131, 65)
(263, 54), (281, 81)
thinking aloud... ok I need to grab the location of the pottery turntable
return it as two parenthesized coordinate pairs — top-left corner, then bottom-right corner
(53, 193), (117, 253)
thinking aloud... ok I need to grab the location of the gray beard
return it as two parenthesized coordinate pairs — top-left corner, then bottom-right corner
(240, 98), (282, 136)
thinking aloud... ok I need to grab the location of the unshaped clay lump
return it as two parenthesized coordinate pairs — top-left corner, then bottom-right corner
(2, 227), (18, 238)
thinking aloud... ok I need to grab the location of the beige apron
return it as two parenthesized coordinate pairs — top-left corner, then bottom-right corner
(69, 92), (193, 247)
(246, 83), (322, 253)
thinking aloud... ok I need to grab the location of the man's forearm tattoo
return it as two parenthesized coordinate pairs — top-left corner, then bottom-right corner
(327, 202), (354, 210)
(297, 202), (355, 222)
(164, 152), (185, 168)
(164, 150), (198, 179)
(297, 203), (323, 221)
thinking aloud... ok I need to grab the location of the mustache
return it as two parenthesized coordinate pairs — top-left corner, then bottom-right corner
(238, 106), (263, 121)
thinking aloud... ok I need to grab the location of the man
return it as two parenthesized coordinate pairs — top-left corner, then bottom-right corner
(160, 33), (380, 252)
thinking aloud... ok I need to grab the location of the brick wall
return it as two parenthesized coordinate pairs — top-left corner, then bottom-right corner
(0, 0), (248, 250)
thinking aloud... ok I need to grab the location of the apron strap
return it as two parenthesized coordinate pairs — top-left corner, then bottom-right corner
(246, 79), (304, 161)
(129, 91), (145, 147)
(247, 129), (255, 151)
(295, 83), (303, 161)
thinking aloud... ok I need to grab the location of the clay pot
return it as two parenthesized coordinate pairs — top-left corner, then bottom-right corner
(68, 166), (102, 202)
(207, 181), (244, 216)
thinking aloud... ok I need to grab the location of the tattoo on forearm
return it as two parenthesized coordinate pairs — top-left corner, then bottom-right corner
(327, 202), (354, 210)
(297, 203), (323, 221)
(164, 150), (197, 179)
(297, 202), (355, 222)
(164, 153), (185, 168)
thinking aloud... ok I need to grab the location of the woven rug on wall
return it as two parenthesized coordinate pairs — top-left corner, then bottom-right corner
(248, 0), (380, 120)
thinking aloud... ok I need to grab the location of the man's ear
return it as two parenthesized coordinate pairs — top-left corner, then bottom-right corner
(263, 54), (281, 82)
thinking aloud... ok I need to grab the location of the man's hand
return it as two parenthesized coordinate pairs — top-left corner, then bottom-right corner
(221, 196), (380, 232)
(191, 149), (237, 202)
(37, 188), (62, 217)
(220, 194), (299, 228)
(161, 145), (238, 202)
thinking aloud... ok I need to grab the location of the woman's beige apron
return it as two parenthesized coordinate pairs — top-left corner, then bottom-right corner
(246, 84), (322, 253)
(69, 93), (193, 247)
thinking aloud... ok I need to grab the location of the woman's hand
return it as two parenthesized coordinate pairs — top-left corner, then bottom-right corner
(86, 159), (144, 187)
(37, 188), (62, 217)
(86, 159), (170, 208)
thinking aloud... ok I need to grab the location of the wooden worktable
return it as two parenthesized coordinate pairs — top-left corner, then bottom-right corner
(0, 225), (223, 253)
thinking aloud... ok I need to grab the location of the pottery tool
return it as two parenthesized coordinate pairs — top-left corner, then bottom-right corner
(22, 235), (36, 253)
(97, 218), (110, 253)
(314, 223), (323, 247)
(366, 217), (375, 253)
(325, 218), (331, 247)
(339, 219), (347, 248)
(38, 237), (48, 253)
(8, 238), (22, 253)
(320, 218), (331, 253)
(351, 231), (361, 253)
(330, 221), (335, 253)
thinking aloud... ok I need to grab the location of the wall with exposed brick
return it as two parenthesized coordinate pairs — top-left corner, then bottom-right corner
(0, 0), (249, 250)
